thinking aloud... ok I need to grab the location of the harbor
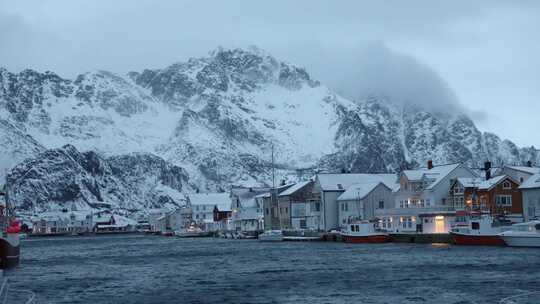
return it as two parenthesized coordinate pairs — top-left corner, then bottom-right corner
(9, 234), (540, 304)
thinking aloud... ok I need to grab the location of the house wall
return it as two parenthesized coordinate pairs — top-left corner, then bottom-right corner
(337, 184), (394, 228)
(323, 191), (342, 231)
(522, 188), (540, 221)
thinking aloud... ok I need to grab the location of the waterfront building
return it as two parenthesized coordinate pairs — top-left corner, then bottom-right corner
(277, 180), (317, 230)
(230, 187), (270, 232)
(260, 183), (294, 231)
(520, 173), (540, 221)
(311, 173), (397, 231)
(449, 175), (523, 223)
(188, 192), (230, 231)
(375, 162), (476, 234)
(337, 182), (396, 229)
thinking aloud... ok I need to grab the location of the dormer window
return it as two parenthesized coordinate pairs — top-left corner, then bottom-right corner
(337, 184), (343, 190)
(502, 181), (511, 190)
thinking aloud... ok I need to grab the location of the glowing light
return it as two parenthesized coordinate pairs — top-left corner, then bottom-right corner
(435, 215), (444, 220)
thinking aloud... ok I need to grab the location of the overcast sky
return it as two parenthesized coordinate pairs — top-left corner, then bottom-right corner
(1, 0), (539, 147)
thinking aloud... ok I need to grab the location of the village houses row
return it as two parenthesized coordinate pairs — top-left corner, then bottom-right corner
(29, 161), (540, 235)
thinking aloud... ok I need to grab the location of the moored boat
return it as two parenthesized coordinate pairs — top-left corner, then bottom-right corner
(450, 213), (508, 246)
(258, 230), (283, 242)
(0, 189), (20, 269)
(340, 221), (390, 244)
(174, 225), (210, 238)
(499, 221), (540, 247)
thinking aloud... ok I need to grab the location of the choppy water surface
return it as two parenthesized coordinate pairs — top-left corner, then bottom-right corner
(7, 235), (540, 303)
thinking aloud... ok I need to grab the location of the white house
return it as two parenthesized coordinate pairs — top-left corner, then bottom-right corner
(337, 182), (395, 229)
(520, 173), (540, 221)
(376, 162), (477, 234)
(312, 173), (398, 231)
(230, 187), (269, 232)
(31, 210), (93, 234)
(188, 192), (230, 231)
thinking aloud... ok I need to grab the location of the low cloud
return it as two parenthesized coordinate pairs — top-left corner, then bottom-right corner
(321, 43), (464, 114)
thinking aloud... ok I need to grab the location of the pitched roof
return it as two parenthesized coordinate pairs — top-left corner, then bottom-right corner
(188, 192), (231, 212)
(457, 175), (509, 191)
(231, 187), (270, 208)
(402, 163), (464, 190)
(337, 182), (389, 201)
(506, 166), (540, 175)
(279, 180), (312, 197)
(316, 174), (398, 192)
(520, 173), (540, 189)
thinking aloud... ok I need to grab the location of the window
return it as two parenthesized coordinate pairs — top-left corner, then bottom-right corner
(265, 208), (269, 215)
(196, 206), (199, 211)
(400, 200), (404, 208)
(203, 214), (206, 219)
(454, 184), (464, 194)
(345, 203), (348, 212)
(378, 201), (384, 209)
(314, 202), (321, 212)
(502, 181), (511, 190)
(496, 195), (512, 206)
(471, 222), (480, 230)
(442, 198), (446, 205)
(285, 207), (288, 214)
(203, 205), (206, 211)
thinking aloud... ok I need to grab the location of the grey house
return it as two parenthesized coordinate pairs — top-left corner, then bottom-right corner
(520, 173), (540, 221)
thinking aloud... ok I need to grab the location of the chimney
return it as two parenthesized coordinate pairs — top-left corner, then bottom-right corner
(427, 160), (433, 170)
(484, 161), (492, 180)
(527, 160), (533, 167)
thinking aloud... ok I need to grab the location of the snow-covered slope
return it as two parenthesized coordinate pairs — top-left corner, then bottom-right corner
(0, 47), (538, 212)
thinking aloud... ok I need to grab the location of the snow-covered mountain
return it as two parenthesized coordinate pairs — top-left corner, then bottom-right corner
(1, 47), (538, 212)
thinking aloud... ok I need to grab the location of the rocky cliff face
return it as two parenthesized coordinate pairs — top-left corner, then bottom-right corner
(0, 47), (538, 212)
(6, 145), (193, 213)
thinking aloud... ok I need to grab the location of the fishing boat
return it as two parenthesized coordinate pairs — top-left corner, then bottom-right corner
(499, 221), (540, 247)
(258, 230), (283, 242)
(450, 212), (509, 246)
(174, 225), (210, 238)
(340, 220), (390, 243)
(0, 189), (20, 269)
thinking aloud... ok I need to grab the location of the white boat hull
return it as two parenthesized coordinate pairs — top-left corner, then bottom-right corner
(500, 235), (540, 247)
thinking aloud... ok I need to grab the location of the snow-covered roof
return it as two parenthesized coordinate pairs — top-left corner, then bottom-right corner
(505, 166), (540, 175)
(520, 173), (540, 189)
(231, 187), (270, 208)
(402, 163), (463, 190)
(316, 174), (397, 192)
(279, 180), (312, 197)
(457, 175), (509, 191)
(188, 192), (230, 212)
(236, 208), (262, 220)
(337, 182), (389, 201)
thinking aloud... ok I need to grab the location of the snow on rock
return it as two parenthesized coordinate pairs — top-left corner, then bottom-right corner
(0, 47), (539, 214)
(6, 145), (193, 213)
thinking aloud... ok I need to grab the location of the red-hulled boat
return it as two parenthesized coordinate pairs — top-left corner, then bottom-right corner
(341, 220), (391, 244)
(450, 211), (508, 246)
(0, 190), (20, 269)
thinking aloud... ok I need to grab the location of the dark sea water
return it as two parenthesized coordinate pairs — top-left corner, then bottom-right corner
(7, 235), (540, 304)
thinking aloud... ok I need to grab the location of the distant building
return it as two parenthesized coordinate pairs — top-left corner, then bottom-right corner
(277, 181), (316, 230)
(260, 183), (294, 231)
(230, 187), (269, 232)
(188, 192), (230, 231)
